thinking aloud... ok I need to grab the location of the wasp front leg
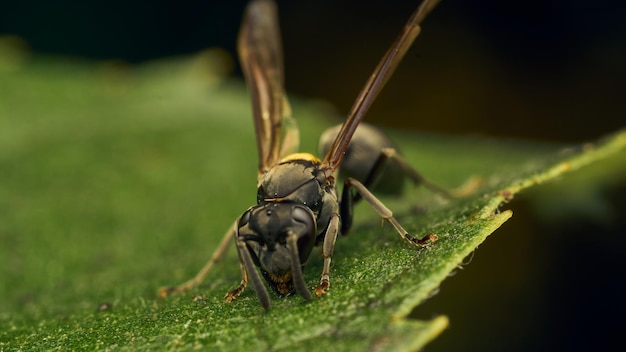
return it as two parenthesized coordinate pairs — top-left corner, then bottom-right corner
(226, 237), (271, 309)
(342, 178), (438, 247)
(224, 255), (248, 303)
(315, 213), (340, 297)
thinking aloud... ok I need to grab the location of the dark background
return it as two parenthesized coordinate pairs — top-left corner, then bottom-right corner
(2, 0), (624, 350)
(2, 0), (624, 141)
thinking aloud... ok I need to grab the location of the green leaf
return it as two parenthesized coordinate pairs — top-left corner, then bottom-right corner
(1, 46), (624, 351)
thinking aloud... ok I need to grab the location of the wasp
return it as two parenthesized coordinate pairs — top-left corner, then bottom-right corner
(159, 0), (453, 309)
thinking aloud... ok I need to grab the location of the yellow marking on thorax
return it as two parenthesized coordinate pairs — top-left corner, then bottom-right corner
(279, 152), (320, 164)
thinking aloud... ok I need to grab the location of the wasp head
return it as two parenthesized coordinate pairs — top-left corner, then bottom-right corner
(237, 203), (316, 297)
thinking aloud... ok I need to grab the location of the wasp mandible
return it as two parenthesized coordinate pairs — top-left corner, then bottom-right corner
(159, 0), (451, 309)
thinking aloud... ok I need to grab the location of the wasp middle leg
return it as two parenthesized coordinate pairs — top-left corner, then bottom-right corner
(341, 177), (438, 247)
(157, 222), (236, 298)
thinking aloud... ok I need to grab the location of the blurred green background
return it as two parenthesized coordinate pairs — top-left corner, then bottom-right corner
(1, 0), (625, 351)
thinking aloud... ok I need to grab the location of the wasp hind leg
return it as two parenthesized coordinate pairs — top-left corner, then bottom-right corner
(368, 147), (480, 201)
(157, 222), (236, 298)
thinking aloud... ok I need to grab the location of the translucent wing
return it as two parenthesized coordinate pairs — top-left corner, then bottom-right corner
(278, 98), (300, 158)
(321, 0), (441, 171)
(239, 0), (298, 177)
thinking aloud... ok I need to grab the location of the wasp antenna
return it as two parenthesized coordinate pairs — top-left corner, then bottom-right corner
(287, 234), (313, 301)
(238, 240), (272, 309)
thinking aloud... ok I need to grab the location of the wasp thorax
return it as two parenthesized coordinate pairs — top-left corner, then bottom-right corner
(257, 160), (326, 211)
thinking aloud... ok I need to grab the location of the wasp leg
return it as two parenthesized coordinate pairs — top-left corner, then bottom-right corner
(382, 147), (453, 198)
(315, 213), (340, 297)
(340, 180), (355, 235)
(344, 178), (438, 247)
(158, 222), (237, 298)
(379, 147), (480, 199)
(226, 238), (271, 309)
(224, 258), (248, 303)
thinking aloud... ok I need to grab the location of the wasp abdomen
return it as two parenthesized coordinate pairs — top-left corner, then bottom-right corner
(319, 122), (405, 195)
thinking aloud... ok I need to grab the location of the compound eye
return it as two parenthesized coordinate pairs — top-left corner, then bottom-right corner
(292, 206), (316, 237)
(292, 206), (312, 224)
(291, 206), (317, 263)
(238, 208), (252, 227)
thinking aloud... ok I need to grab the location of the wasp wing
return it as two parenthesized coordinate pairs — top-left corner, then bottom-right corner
(321, 0), (441, 171)
(278, 98), (300, 158)
(239, 0), (298, 177)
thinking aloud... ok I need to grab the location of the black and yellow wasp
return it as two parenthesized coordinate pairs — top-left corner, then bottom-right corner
(159, 0), (456, 309)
